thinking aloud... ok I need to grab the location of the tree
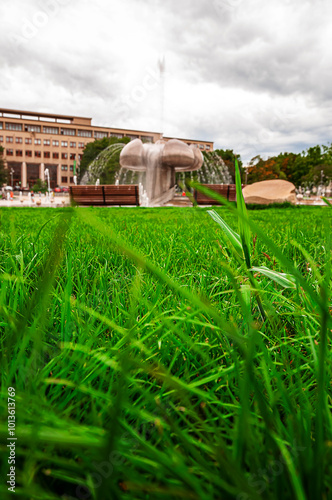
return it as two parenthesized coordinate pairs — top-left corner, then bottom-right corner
(0, 146), (8, 186)
(246, 149), (325, 187)
(79, 136), (130, 183)
(32, 178), (48, 193)
(247, 155), (284, 183)
(302, 164), (332, 185)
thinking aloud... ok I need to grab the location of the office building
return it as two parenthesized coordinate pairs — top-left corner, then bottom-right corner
(0, 108), (214, 189)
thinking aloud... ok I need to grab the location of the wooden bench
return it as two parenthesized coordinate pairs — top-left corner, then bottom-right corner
(194, 184), (238, 205)
(70, 185), (140, 206)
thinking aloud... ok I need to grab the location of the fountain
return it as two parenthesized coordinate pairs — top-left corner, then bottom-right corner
(80, 144), (125, 185)
(119, 139), (203, 206)
(80, 138), (234, 207)
(197, 152), (233, 185)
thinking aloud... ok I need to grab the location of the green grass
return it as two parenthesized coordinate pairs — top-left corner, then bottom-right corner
(0, 205), (331, 500)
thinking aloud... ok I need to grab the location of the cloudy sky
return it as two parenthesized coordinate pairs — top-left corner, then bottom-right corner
(1, 0), (332, 163)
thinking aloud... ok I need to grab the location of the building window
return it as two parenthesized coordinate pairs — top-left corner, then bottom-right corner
(70, 153), (76, 160)
(44, 152), (51, 158)
(0, 136), (3, 142)
(62, 153), (68, 159)
(16, 150), (23, 157)
(0, 122), (2, 130)
(78, 154), (82, 160)
(61, 128), (76, 136)
(35, 151), (41, 157)
(77, 129), (92, 138)
(6, 137), (13, 143)
(43, 126), (59, 134)
(141, 135), (153, 143)
(127, 134), (139, 141)
(70, 177), (74, 183)
(205, 145), (211, 151)
(25, 125), (41, 133)
(61, 176), (68, 183)
(199, 145), (204, 150)
(5, 123), (22, 131)
(25, 138), (32, 144)
(6, 149), (14, 156)
(78, 142), (85, 148)
(70, 141), (76, 147)
(61, 165), (68, 171)
(70, 165), (74, 171)
(26, 151), (32, 157)
(44, 139), (50, 146)
(15, 137), (23, 143)
(110, 133), (123, 138)
(34, 139), (41, 145)
(52, 140), (59, 146)
(61, 141), (68, 147)
(53, 152), (59, 159)
(94, 131), (108, 139)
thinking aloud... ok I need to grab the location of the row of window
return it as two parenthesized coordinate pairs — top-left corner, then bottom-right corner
(5, 149), (82, 160)
(0, 122), (155, 142)
(0, 122), (122, 139)
(1, 136), (85, 148)
(61, 177), (74, 183)
(61, 165), (75, 171)
(1, 135), (211, 150)
(1, 130), (212, 151)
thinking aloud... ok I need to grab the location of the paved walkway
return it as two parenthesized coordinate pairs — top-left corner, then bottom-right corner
(0, 194), (70, 207)
(0, 194), (330, 208)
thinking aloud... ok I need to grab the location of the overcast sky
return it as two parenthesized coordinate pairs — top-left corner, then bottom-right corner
(1, 0), (332, 163)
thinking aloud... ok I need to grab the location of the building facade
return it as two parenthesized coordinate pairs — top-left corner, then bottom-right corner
(0, 108), (214, 189)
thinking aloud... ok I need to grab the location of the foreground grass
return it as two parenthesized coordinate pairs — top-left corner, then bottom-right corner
(0, 206), (331, 500)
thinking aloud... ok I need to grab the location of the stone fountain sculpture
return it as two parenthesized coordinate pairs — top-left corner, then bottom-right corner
(120, 139), (203, 206)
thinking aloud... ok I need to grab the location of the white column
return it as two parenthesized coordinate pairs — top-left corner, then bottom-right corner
(22, 162), (27, 187)
(40, 163), (45, 181)
(57, 164), (62, 186)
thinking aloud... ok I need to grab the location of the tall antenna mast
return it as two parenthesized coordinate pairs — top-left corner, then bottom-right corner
(158, 56), (165, 138)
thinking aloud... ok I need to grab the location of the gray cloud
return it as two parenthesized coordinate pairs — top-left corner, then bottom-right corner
(0, 0), (331, 162)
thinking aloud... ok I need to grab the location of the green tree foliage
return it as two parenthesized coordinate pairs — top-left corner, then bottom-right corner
(0, 146), (8, 186)
(79, 136), (130, 184)
(32, 178), (48, 193)
(247, 155), (288, 184)
(248, 144), (332, 186)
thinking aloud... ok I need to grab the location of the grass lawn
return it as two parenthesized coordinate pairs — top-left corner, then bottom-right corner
(0, 205), (331, 500)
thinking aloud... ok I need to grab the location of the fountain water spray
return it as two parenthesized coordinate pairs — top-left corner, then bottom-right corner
(80, 144), (125, 185)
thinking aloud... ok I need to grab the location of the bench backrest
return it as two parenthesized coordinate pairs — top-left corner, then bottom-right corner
(70, 185), (139, 206)
(194, 184), (237, 204)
